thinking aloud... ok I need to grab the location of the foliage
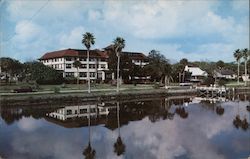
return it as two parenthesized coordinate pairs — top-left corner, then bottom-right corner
(202, 76), (215, 86)
(218, 79), (227, 86)
(82, 32), (95, 49)
(114, 136), (126, 156)
(113, 37), (125, 53)
(54, 87), (60, 93)
(0, 57), (23, 82)
(23, 61), (64, 84)
(216, 60), (225, 69)
(73, 60), (81, 85)
(83, 143), (96, 159)
(144, 50), (172, 83)
(64, 76), (77, 84)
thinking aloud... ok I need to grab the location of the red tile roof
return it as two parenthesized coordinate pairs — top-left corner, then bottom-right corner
(39, 49), (108, 60)
(39, 48), (148, 61)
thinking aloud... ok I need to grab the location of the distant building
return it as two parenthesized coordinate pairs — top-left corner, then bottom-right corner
(39, 46), (149, 82)
(184, 65), (208, 83)
(213, 69), (236, 80)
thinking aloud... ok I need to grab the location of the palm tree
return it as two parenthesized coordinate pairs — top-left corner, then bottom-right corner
(83, 105), (96, 159)
(82, 32), (95, 93)
(113, 37), (125, 93)
(73, 60), (82, 87)
(242, 48), (249, 86)
(114, 102), (126, 156)
(234, 49), (242, 84)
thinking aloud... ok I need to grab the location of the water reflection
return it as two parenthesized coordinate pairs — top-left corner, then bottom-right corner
(113, 102), (126, 156)
(0, 95), (249, 159)
(83, 104), (96, 159)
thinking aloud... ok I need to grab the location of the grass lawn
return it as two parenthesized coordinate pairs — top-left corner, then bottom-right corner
(0, 82), (154, 93)
(225, 81), (249, 87)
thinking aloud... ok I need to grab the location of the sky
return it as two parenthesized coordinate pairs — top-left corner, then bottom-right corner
(0, 0), (249, 63)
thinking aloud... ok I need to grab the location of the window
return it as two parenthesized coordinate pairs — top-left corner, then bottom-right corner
(90, 108), (96, 113)
(80, 58), (86, 61)
(90, 72), (95, 77)
(98, 72), (102, 79)
(66, 110), (72, 115)
(100, 64), (106, 69)
(89, 64), (96, 69)
(66, 57), (72, 61)
(89, 58), (95, 61)
(81, 64), (87, 68)
(79, 72), (87, 77)
(75, 110), (77, 114)
(80, 109), (87, 114)
(65, 72), (74, 77)
(66, 64), (71, 69)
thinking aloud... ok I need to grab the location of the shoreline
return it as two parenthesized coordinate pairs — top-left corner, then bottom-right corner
(1, 87), (249, 107)
(0, 88), (197, 107)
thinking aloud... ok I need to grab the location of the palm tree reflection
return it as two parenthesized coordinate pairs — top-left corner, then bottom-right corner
(114, 102), (126, 156)
(83, 105), (96, 159)
(233, 95), (249, 131)
(216, 106), (224, 116)
(241, 116), (249, 131)
(175, 107), (188, 119)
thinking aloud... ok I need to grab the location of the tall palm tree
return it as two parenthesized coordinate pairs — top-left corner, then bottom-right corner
(242, 48), (249, 86)
(83, 105), (96, 159)
(82, 32), (95, 93)
(114, 102), (126, 156)
(113, 37), (125, 93)
(73, 60), (82, 87)
(233, 49), (242, 84)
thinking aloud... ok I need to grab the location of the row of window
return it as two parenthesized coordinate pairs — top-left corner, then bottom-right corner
(65, 72), (96, 78)
(51, 64), (63, 69)
(65, 58), (106, 62)
(66, 108), (96, 115)
(65, 64), (106, 69)
(44, 58), (63, 63)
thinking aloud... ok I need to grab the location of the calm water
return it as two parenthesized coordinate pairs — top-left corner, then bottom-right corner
(0, 95), (250, 159)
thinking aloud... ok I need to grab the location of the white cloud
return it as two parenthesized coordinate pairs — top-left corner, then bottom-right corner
(17, 117), (43, 132)
(1, 0), (249, 62)
(14, 20), (43, 43)
(59, 26), (85, 49)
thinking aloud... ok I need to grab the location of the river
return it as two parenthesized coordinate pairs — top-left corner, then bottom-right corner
(0, 94), (249, 159)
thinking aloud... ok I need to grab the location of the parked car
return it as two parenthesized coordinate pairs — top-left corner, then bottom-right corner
(12, 86), (33, 93)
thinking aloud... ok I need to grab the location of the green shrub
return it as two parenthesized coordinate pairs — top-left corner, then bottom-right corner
(218, 79), (227, 86)
(153, 83), (160, 89)
(54, 87), (60, 93)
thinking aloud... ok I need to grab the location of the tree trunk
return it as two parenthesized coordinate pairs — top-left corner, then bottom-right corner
(245, 60), (247, 86)
(88, 105), (91, 144)
(237, 61), (240, 84)
(77, 68), (79, 87)
(117, 102), (120, 137)
(87, 49), (91, 93)
(117, 52), (120, 93)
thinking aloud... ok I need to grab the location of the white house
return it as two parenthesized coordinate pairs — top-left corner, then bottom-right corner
(213, 69), (237, 80)
(184, 65), (208, 83)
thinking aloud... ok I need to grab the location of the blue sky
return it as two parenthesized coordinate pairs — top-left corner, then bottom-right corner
(0, 0), (249, 63)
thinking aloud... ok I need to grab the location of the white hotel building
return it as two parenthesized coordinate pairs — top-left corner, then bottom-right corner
(39, 45), (149, 82)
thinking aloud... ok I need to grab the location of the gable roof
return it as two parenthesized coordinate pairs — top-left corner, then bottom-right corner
(184, 65), (208, 76)
(214, 69), (235, 75)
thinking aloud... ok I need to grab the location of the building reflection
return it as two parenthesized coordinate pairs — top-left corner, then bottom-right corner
(0, 95), (249, 131)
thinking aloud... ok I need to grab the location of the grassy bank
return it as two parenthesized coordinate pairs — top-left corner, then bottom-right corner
(0, 83), (154, 93)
